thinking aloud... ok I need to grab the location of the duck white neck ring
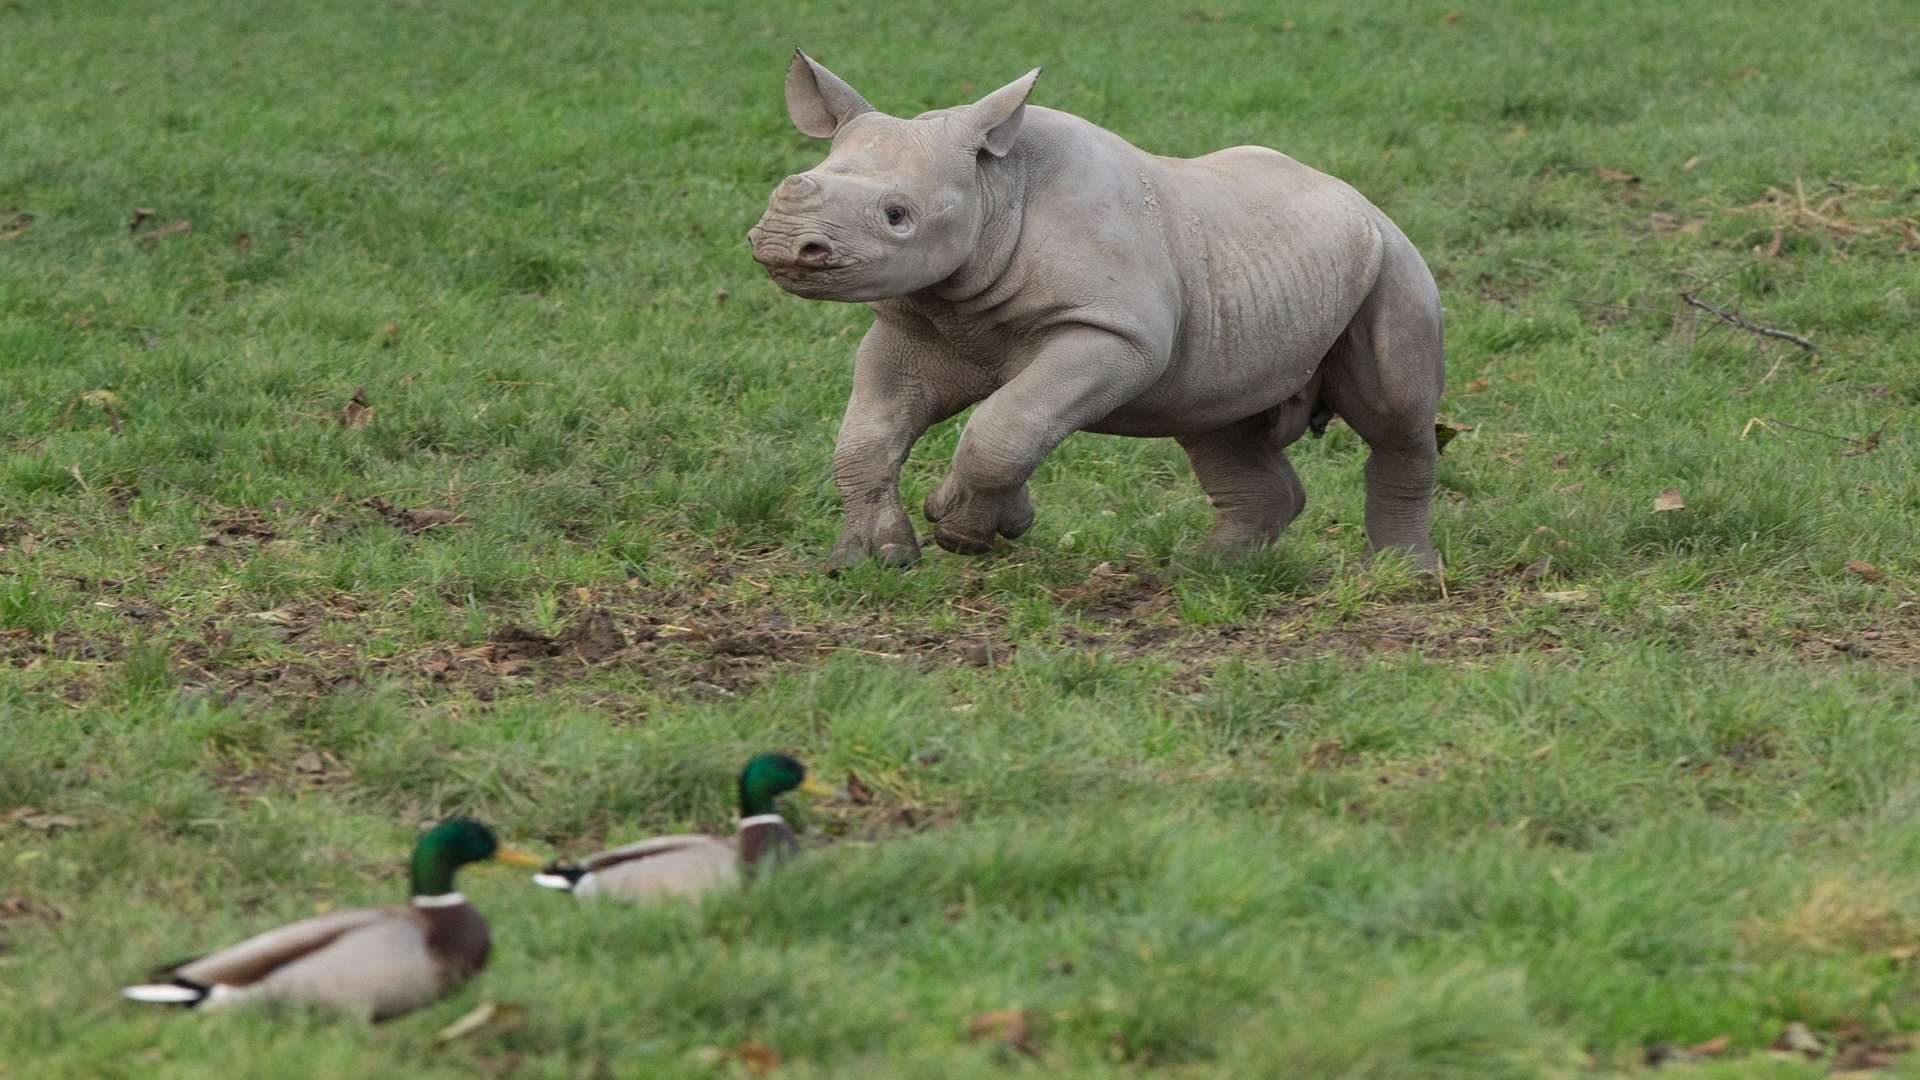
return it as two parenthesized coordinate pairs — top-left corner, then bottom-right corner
(412, 892), (468, 908)
(738, 814), (787, 829)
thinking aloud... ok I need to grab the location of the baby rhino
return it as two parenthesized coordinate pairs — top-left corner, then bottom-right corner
(750, 52), (1445, 570)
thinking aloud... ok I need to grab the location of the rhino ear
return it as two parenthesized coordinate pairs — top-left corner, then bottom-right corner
(785, 50), (875, 138)
(965, 68), (1041, 157)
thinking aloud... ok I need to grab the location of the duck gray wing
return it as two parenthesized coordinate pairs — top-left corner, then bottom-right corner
(124, 906), (395, 1008)
(563, 835), (739, 902)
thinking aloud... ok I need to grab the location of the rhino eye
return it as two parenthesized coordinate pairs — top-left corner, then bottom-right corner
(885, 205), (908, 227)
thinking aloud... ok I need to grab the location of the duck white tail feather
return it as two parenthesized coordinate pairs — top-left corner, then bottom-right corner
(531, 872), (577, 891)
(122, 983), (204, 1004)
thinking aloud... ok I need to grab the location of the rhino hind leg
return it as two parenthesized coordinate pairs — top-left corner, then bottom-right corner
(1177, 397), (1316, 555)
(1319, 249), (1445, 571)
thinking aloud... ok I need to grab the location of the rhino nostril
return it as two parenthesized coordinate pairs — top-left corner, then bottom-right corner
(797, 241), (833, 266)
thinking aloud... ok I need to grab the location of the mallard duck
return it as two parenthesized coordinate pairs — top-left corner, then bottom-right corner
(533, 752), (831, 901)
(121, 818), (540, 1022)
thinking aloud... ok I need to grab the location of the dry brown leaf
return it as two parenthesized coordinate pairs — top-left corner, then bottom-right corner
(968, 1008), (1039, 1056)
(1595, 167), (1640, 184)
(1304, 739), (1345, 770)
(364, 496), (467, 534)
(0, 892), (63, 925)
(0, 212), (32, 240)
(1833, 1038), (1905, 1072)
(1464, 377), (1490, 392)
(1650, 212), (1704, 235)
(292, 751), (326, 775)
(1682, 155), (1701, 171)
(732, 1041), (781, 1075)
(401, 508), (465, 532)
(1652, 489), (1687, 513)
(136, 219), (192, 247)
(18, 813), (81, 832)
(340, 387), (373, 428)
(1687, 1034), (1731, 1056)
(128, 207), (155, 233)
(846, 771), (875, 805)
(1440, 9), (1461, 23)
(1846, 560), (1883, 583)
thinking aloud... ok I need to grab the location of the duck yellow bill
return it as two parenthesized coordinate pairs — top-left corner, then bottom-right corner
(799, 777), (835, 797)
(494, 847), (544, 868)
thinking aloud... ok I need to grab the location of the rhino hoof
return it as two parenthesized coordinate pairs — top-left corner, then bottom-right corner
(999, 504), (1036, 540)
(825, 538), (921, 574)
(877, 542), (919, 567)
(932, 525), (995, 556)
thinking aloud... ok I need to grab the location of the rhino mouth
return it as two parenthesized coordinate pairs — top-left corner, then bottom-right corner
(767, 258), (843, 276)
(763, 259), (860, 295)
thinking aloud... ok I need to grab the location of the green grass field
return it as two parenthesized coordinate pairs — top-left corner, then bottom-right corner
(4, 0), (1919, 1075)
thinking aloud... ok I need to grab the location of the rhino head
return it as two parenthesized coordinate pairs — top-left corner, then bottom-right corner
(748, 51), (1040, 302)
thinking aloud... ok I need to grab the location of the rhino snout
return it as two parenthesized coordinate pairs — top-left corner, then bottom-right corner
(748, 226), (838, 271)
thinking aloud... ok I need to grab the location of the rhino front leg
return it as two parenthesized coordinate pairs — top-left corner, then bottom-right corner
(827, 331), (979, 572)
(926, 327), (1164, 555)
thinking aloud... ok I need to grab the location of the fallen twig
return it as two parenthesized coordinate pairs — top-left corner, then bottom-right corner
(1757, 418), (1857, 443)
(1742, 412), (1893, 455)
(1678, 290), (1816, 353)
(1839, 413), (1893, 457)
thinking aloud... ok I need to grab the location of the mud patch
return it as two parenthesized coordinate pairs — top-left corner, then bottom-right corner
(20, 548), (1920, 715)
(1051, 562), (1174, 622)
(1, 628), (117, 667)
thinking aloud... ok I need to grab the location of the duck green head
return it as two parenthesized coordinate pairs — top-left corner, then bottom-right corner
(737, 753), (834, 818)
(409, 818), (541, 897)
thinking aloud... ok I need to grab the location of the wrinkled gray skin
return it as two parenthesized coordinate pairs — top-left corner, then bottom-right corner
(749, 52), (1444, 571)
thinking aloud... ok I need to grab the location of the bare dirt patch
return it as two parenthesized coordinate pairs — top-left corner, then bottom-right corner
(19, 546), (1919, 714)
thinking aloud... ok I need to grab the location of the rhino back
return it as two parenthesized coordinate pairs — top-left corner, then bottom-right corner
(1083, 140), (1390, 433)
